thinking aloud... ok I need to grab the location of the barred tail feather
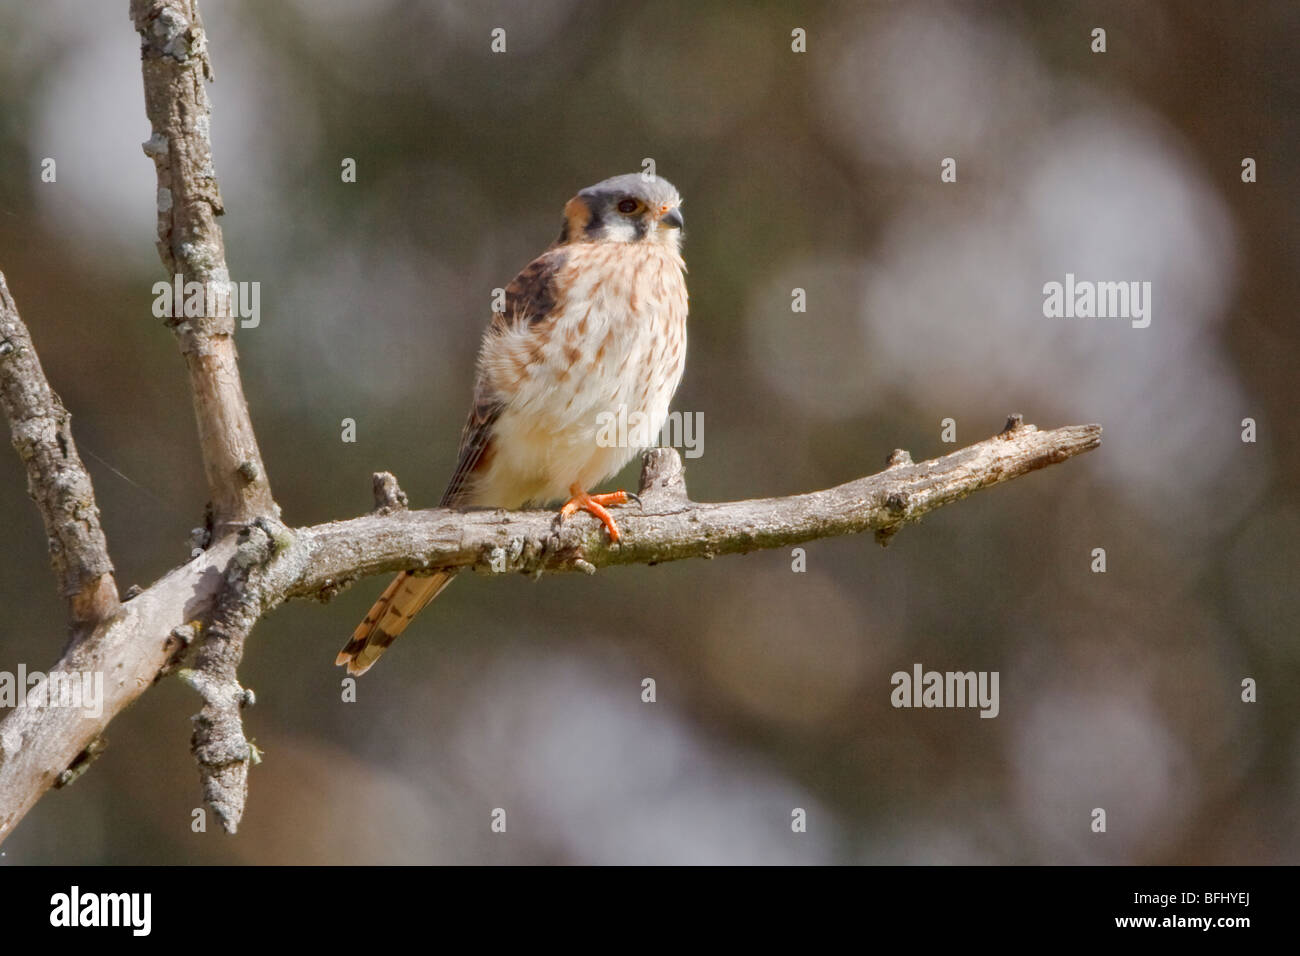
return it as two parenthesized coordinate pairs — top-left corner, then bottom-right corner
(336, 570), (457, 676)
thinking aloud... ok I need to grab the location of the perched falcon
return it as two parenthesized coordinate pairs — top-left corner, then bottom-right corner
(337, 173), (688, 676)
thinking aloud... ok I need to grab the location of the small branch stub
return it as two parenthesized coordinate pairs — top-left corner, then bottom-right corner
(372, 471), (409, 514)
(638, 446), (688, 500)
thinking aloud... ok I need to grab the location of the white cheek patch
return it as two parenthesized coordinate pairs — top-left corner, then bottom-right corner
(600, 218), (639, 243)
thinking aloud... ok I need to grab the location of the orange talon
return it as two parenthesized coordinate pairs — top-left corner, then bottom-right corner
(559, 484), (633, 542)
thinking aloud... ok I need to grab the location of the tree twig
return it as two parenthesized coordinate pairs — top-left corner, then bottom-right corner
(131, 0), (276, 533)
(178, 522), (280, 833)
(0, 273), (119, 635)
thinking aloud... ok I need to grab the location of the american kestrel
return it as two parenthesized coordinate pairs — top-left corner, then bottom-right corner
(337, 173), (688, 676)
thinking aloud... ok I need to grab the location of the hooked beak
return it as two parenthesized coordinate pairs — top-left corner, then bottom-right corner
(659, 206), (684, 230)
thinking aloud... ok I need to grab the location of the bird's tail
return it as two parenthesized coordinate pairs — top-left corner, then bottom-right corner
(335, 570), (458, 676)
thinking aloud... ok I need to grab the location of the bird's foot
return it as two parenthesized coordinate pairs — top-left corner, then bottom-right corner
(559, 485), (640, 542)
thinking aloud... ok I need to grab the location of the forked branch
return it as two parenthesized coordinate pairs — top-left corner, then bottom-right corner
(0, 396), (1098, 840)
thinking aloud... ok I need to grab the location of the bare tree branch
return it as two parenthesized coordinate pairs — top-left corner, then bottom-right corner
(277, 420), (1103, 596)
(0, 273), (119, 634)
(0, 418), (1099, 842)
(131, 0), (276, 533)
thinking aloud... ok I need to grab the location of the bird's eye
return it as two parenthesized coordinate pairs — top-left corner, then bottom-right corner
(617, 198), (639, 214)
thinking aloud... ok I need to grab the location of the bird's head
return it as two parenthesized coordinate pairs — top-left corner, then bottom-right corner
(559, 173), (683, 248)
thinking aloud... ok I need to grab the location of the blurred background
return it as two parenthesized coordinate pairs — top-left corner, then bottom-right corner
(0, 0), (1296, 864)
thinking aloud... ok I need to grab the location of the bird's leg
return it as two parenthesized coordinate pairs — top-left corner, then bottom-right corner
(559, 483), (638, 542)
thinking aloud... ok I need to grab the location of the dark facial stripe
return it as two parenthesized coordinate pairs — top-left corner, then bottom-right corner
(565, 189), (666, 242)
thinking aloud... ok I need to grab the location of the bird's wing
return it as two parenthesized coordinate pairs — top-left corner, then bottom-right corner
(438, 247), (569, 507)
(440, 390), (502, 507)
